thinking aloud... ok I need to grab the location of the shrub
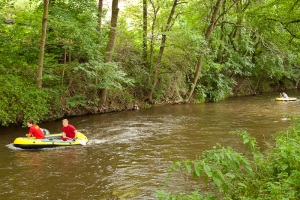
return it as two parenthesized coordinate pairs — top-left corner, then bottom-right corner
(0, 75), (49, 126)
(156, 120), (300, 199)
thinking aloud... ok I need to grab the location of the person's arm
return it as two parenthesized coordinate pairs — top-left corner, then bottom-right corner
(62, 127), (67, 138)
(26, 128), (33, 137)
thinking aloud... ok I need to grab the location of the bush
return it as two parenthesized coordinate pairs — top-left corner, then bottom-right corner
(0, 75), (49, 126)
(156, 119), (300, 199)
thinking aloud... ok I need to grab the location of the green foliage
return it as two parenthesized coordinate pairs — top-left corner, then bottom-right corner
(0, 75), (49, 126)
(70, 60), (134, 93)
(157, 121), (300, 199)
(194, 68), (234, 102)
(47, 0), (101, 59)
(1, 0), (300, 125)
(245, 0), (300, 90)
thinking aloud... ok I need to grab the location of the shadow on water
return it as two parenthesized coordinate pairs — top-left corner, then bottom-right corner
(1, 91), (300, 199)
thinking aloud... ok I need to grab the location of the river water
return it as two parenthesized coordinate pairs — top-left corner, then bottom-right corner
(1, 91), (300, 199)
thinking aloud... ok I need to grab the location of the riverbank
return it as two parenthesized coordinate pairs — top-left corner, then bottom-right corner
(156, 117), (300, 199)
(2, 88), (297, 127)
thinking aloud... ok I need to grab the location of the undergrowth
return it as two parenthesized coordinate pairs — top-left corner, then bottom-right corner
(156, 118), (300, 199)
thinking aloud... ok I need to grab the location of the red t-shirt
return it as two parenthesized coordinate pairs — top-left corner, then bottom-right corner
(29, 125), (45, 139)
(62, 125), (76, 138)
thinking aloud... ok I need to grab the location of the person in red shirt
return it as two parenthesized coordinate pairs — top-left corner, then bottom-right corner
(62, 119), (77, 140)
(26, 120), (45, 139)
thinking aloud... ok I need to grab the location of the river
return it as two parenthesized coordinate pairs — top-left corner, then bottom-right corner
(1, 91), (300, 199)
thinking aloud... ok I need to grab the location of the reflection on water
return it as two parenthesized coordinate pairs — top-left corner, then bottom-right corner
(1, 91), (300, 199)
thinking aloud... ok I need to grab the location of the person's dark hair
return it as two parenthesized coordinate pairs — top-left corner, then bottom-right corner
(27, 120), (34, 124)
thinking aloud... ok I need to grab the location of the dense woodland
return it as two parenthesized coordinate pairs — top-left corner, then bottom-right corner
(0, 0), (299, 126)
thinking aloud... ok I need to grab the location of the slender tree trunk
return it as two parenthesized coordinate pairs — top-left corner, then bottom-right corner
(185, 0), (223, 101)
(142, 0), (148, 66)
(37, 0), (49, 89)
(149, 0), (159, 68)
(105, 0), (119, 62)
(95, 0), (103, 98)
(97, 0), (103, 33)
(148, 0), (179, 102)
(186, 0), (240, 101)
(100, 0), (119, 107)
(68, 41), (71, 62)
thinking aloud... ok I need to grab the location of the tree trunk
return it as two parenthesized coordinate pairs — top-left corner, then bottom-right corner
(149, 0), (159, 68)
(148, 0), (179, 102)
(100, 0), (119, 107)
(97, 0), (103, 33)
(185, 0), (223, 101)
(142, 0), (148, 66)
(186, 0), (240, 101)
(95, 0), (103, 98)
(37, 0), (49, 89)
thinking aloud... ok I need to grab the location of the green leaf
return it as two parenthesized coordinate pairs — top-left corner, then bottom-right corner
(212, 177), (222, 188)
(203, 165), (212, 177)
(226, 173), (236, 179)
(281, 164), (289, 170)
(237, 182), (247, 188)
(194, 163), (201, 177)
(185, 163), (192, 173)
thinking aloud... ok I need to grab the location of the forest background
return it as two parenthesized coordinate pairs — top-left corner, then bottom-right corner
(0, 0), (299, 126)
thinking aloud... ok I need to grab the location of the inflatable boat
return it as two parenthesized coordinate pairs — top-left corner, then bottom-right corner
(13, 131), (88, 149)
(275, 97), (297, 101)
